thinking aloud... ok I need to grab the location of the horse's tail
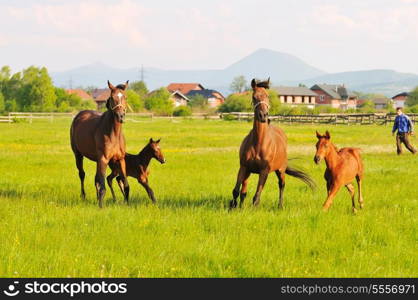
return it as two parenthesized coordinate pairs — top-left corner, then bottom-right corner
(285, 165), (316, 190)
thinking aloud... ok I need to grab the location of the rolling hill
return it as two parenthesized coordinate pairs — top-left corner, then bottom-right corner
(51, 49), (418, 96)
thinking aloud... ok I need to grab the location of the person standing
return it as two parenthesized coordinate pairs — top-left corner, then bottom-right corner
(392, 107), (416, 155)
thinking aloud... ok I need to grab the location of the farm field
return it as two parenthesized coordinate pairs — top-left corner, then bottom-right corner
(0, 118), (417, 277)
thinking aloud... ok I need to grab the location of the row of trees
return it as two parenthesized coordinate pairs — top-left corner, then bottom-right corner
(0, 66), (97, 113)
(2, 67), (418, 115)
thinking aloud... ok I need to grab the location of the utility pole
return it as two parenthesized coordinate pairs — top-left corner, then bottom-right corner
(140, 65), (144, 82)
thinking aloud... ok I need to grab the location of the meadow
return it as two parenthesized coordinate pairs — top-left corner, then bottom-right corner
(0, 118), (417, 277)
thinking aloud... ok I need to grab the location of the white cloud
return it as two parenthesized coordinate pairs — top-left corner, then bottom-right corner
(4, 0), (148, 49)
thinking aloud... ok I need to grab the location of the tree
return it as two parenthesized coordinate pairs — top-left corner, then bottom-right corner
(144, 88), (173, 115)
(358, 100), (375, 113)
(130, 81), (149, 97)
(0, 91), (4, 113)
(173, 105), (192, 116)
(188, 94), (208, 110)
(218, 92), (252, 112)
(18, 66), (56, 111)
(126, 89), (144, 112)
(55, 87), (84, 111)
(230, 75), (247, 93)
(406, 87), (418, 107)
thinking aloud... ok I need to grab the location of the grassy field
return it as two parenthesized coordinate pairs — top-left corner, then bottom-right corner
(0, 118), (417, 277)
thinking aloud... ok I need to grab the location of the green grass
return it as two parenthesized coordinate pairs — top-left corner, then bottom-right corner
(0, 118), (417, 277)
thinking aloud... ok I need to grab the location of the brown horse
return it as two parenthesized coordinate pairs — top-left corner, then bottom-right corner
(70, 80), (129, 208)
(107, 138), (165, 203)
(314, 131), (364, 212)
(230, 78), (315, 209)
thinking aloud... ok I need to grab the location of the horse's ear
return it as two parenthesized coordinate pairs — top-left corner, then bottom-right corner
(316, 131), (322, 139)
(149, 138), (154, 143)
(122, 80), (129, 90)
(325, 130), (331, 139)
(156, 138), (161, 143)
(108, 80), (115, 90)
(106, 99), (110, 110)
(251, 78), (257, 90)
(266, 77), (270, 89)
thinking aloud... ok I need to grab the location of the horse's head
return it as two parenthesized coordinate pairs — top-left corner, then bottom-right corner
(314, 130), (331, 164)
(148, 138), (165, 164)
(251, 78), (270, 123)
(106, 80), (129, 123)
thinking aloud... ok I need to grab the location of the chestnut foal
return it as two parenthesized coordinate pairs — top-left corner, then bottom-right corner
(314, 131), (364, 212)
(107, 138), (165, 203)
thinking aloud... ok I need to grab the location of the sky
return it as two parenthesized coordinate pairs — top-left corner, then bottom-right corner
(1, 0), (418, 74)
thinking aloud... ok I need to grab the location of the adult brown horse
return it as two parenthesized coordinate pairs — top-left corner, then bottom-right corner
(70, 80), (130, 208)
(230, 78), (315, 209)
(314, 131), (364, 212)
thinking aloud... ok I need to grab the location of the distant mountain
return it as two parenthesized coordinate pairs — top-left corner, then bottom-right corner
(51, 49), (326, 95)
(289, 70), (418, 96)
(51, 49), (418, 97)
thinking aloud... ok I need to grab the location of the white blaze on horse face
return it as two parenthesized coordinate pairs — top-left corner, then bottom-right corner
(117, 92), (123, 100)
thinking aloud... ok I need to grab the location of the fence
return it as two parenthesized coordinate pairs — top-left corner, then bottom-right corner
(2, 112), (417, 125)
(1, 112), (220, 123)
(220, 112), (418, 125)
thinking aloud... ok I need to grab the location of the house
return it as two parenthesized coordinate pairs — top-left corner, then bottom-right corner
(186, 89), (225, 107)
(167, 83), (205, 95)
(170, 91), (189, 107)
(372, 98), (391, 110)
(146, 88), (189, 107)
(311, 84), (357, 110)
(273, 86), (317, 109)
(392, 92), (409, 109)
(91, 88), (111, 110)
(65, 89), (93, 101)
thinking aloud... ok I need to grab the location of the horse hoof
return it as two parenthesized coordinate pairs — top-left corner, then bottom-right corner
(352, 208), (358, 214)
(229, 200), (237, 209)
(322, 206), (329, 212)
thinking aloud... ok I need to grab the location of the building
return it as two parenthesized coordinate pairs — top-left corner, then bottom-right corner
(186, 89), (225, 107)
(273, 86), (317, 109)
(392, 92), (409, 109)
(170, 91), (189, 107)
(372, 98), (391, 110)
(167, 83), (205, 95)
(91, 88), (111, 110)
(65, 89), (93, 101)
(311, 84), (357, 110)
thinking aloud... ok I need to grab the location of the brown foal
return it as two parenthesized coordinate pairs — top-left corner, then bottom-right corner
(230, 78), (315, 209)
(107, 138), (165, 203)
(314, 131), (364, 212)
(70, 81), (129, 208)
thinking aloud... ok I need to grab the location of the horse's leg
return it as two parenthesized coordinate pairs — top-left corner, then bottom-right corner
(356, 175), (364, 209)
(324, 170), (331, 196)
(116, 176), (125, 197)
(345, 183), (356, 213)
(75, 153), (86, 200)
(94, 157), (108, 208)
(230, 166), (247, 209)
(252, 171), (269, 207)
(239, 172), (251, 208)
(139, 178), (157, 204)
(322, 182), (341, 211)
(275, 170), (286, 209)
(106, 172), (117, 202)
(118, 159), (130, 204)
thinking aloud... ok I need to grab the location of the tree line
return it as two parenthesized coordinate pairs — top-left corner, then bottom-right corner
(1, 67), (418, 116)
